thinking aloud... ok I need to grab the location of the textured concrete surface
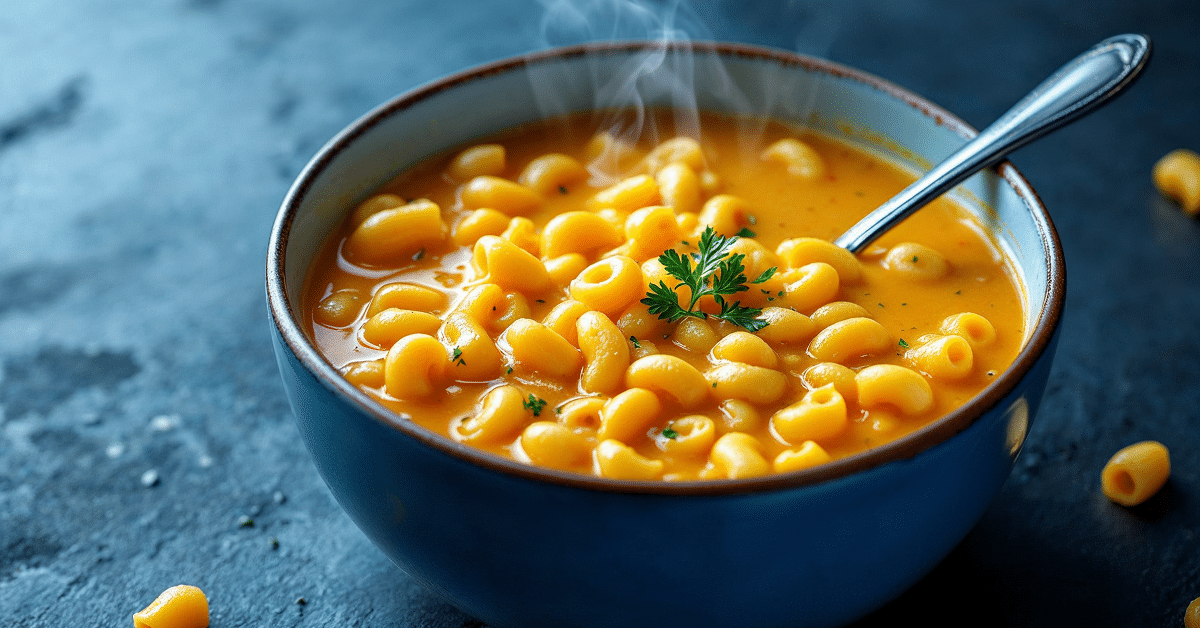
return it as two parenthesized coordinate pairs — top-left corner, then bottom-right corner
(1, 0), (1197, 626)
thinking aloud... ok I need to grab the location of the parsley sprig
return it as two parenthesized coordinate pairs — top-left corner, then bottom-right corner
(522, 394), (547, 417)
(641, 226), (776, 332)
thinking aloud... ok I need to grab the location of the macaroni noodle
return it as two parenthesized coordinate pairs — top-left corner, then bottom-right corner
(133, 585), (209, 628)
(303, 111), (1024, 479)
(1101, 440), (1170, 506)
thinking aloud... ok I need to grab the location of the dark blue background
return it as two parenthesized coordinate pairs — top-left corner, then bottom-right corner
(1, 1), (1197, 626)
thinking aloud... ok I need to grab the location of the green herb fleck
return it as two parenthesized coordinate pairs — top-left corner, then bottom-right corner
(681, 240), (690, 246)
(523, 394), (547, 417)
(750, 267), (776, 284)
(640, 226), (774, 332)
(630, 336), (641, 349)
(451, 347), (467, 366)
(878, 302), (885, 308)
(558, 185), (568, 195)
(662, 426), (679, 439)
(506, 366), (513, 374)
(736, 227), (757, 238)
(911, 255), (919, 263)
(898, 339), (910, 349)
(711, 382), (718, 388)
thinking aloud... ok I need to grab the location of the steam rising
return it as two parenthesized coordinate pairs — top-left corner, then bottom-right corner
(528, 0), (831, 185)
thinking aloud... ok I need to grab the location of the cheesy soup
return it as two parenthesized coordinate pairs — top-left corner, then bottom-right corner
(303, 111), (1025, 481)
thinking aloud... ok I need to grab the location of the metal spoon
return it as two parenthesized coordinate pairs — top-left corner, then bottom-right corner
(833, 33), (1151, 253)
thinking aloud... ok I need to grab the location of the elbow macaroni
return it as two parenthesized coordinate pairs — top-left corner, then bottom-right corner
(133, 585), (209, 628)
(519, 153), (588, 195)
(773, 440), (832, 474)
(473, 236), (553, 294)
(761, 137), (825, 180)
(455, 385), (529, 443)
(569, 256), (644, 316)
(883, 242), (949, 281)
(461, 175), (542, 215)
(501, 318), (582, 379)
(626, 354), (711, 409)
(305, 113), (1025, 480)
(1186, 597), (1200, 628)
(540, 211), (624, 258)
(587, 174), (660, 213)
(578, 310), (631, 394)
(345, 199), (447, 264)
(904, 334), (974, 380)
(384, 334), (449, 400)
(656, 162), (702, 213)
(520, 421), (592, 470)
(448, 144), (506, 181)
(772, 384), (848, 444)
(362, 308), (442, 349)
(440, 312), (504, 381)
(598, 388), (662, 443)
(1153, 148), (1200, 214)
(855, 364), (933, 415)
(1101, 440), (1170, 507)
(453, 283), (530, 333)
(710, 432), (771, 479)
(808, 317), (891, 363)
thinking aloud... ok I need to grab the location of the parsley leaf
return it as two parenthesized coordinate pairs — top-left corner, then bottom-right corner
(751, 267), (777, 284)
(639, 226), (775, 332)
(522, 394), (547, 417)
(736, 227), (756, 238)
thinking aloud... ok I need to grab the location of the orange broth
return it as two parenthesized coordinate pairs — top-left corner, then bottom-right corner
(302, 111), (1025, 480)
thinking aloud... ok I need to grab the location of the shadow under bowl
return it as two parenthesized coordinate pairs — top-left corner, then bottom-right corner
(266, 42), (1064, 628)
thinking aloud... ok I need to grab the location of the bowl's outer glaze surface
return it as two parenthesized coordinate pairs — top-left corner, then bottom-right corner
(268, 43), (1064, 628)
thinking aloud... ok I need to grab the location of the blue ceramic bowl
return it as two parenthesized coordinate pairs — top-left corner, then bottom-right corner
(267, 42), (1064, 628)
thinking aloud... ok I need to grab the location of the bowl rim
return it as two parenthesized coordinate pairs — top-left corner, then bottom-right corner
(266, 40), (1065, 496)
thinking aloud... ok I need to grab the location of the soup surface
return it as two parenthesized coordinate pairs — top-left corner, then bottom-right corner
(303, 111), (1025, 481)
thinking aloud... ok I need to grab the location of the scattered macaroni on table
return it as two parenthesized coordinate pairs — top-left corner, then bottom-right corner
(1153, 148), (1200, 215)
(304, 111), (1026, 480)
(133, 585), (209, 628)
(1186, 596), (1200, 628)
(1101, 440), (1171, 506)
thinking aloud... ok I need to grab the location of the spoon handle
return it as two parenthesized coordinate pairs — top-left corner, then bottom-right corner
(834, 33), (1151, 253)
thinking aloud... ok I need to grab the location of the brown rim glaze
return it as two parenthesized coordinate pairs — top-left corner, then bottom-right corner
(267, 41), (1065, 496)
